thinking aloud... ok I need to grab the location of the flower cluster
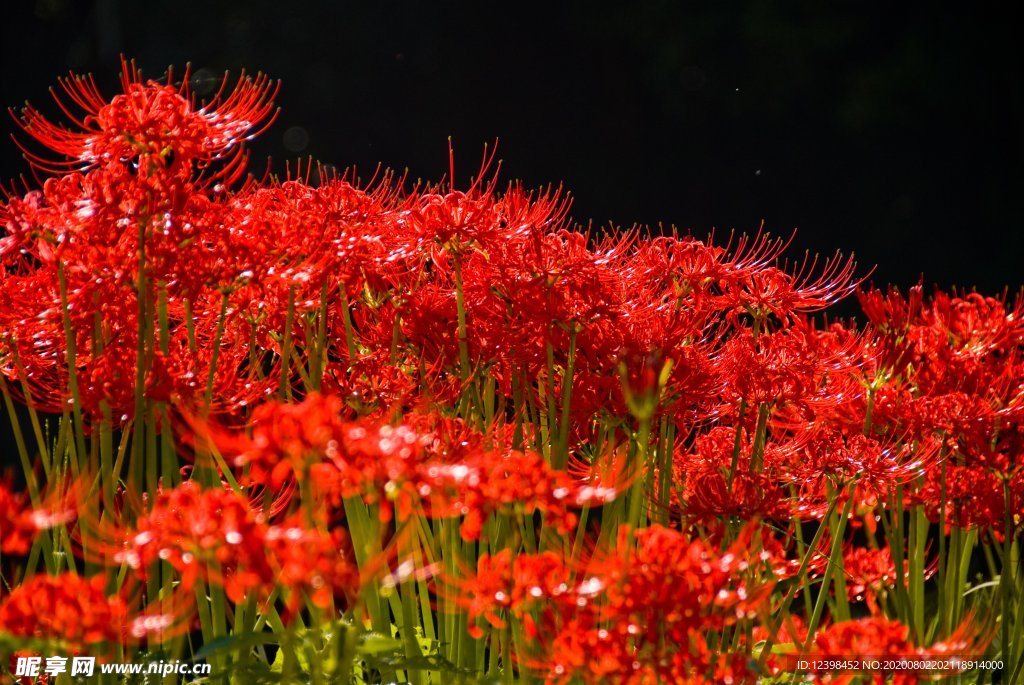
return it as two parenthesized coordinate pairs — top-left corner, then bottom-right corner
(454, 524), (771, 684)
(0, 60), (1012, 683)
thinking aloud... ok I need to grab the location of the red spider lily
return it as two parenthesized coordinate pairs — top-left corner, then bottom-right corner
(13, 59), (277, 178)
(421, 445), (621, 541)
(917, 462), (1024, 539)
(0, 476), (78, 555)
(0, 573), (195, 653)
(227, 391), (352, 488)
(542, 525), (773, 684)
(0, 60), (284, 424)
(717, 246), (864, 325)
(718, 321), (865, 412)
(449, 524), (772, 684)
(0, 573), (127, 651)
(625, 235), (732, 312)
(857, 283), (925, 336)
(217, 174), (396, 337)
(405, 144), (572, 259)
(856, 283), (925, 375)
(88, 480), (362, 616)
(903, 291), (1024, 401)
(108, 480), (274, 600)
(754, 526), (831, 581)
(445, 224), (629, 382)
(787, 428), (937, 515)
(682, 468), (793, 524)
(449, 548), (571, 638)
(803, 616), (992, 685)
(912, 395), (1024, 476)
(264, 517), (361, 615)
(390, 411), (624, 536)
(840, 545), (936, 614)
(0, 479), (36, 555)
(199, 394), (624, 538)
(924, 290), (1024, 358)
(673, 427), (795, 524)
(408, 182), (511, 257)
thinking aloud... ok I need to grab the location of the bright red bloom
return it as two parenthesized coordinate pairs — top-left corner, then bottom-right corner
(808, 616), (990, 685)
(114, 481), (273, 601)
(0, 477), (78, 555)
(717, 243), (863, 324)
(0, 479), (38, 555)
(101, 480), (361, 616)
(0, 60), (280, 425)
(452, 524), (772, 684)
(206, 394), (622, 539)
(0, 573), (127, 650)
(264, 518), (361, 614)
(840, 546), (936, 614)
(15, 59), (277, 178)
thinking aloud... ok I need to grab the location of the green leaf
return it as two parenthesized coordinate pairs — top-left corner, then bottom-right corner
(194, 631), (281, 661)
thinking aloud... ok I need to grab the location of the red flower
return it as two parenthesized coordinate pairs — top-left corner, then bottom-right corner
(718, 246), (863, 324)
(264, 519), (361, 615)
(809, 616), (990, 685)
(0, 574), (127, 650)
(840, 546), (935, 614)
(0, 477), (78, 555)
(115, 481), (273, 601)
(14, 59), (276, 178)
(451, 525), (772, 684)
(98, 480), (362, 617)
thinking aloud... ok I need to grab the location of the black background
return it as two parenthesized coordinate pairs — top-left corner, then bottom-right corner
(2, 0), (1021, 296)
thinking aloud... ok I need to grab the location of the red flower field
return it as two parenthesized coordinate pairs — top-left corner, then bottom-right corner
(0, 60), (1019, 684)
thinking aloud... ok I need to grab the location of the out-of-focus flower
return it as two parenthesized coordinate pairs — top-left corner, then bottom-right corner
(0, 574), (126, 650)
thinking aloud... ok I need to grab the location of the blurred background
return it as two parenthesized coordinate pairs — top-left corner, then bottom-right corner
(2, 0), (1021, 294)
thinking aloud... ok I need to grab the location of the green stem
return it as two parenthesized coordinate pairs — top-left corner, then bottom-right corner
(804, 483), (858, 648)
(339, 286), (359, 365)
(204, 291), (231, 408)
(279, 285), (296, 401)
(131, 220), (150, 491)
(756, 482), (851, 670)
(1005, 478), (1016, 676)
(453, 259), (471, 383)
(9, 344), (52, 475)
(626, 419), (653, 535)
(749, 403), (770, 473)
(554, 326), (578, 471)
(726, 400), (747, 492)
(57, 262), (86, 475)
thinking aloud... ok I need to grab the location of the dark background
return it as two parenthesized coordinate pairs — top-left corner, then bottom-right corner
(2, 0), (1021, 295)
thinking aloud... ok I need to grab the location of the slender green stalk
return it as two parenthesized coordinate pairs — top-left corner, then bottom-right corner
(204, 291), (231, 408)
(9, 344), (52, 475)
(937, 455), (949, 637)
(553, 326), (577, 471)
(803, 484), (858, 647)
(726, 399), (747, 492)
(307, 280), (330, 392)
(908, 502), (927, 644)
(57, 262), (86, 474)
(339, 285), (359, 364)
(749, 402), (770, 473)
(1, 376), (40, 502)
(453, 259), (471, 384)
(756, 482), (851, 670)
(625, 418), (653, 535)
(1004, 478), (1017, 676)
(279, 285), (297, 400)
(131, 219), (150, 491)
